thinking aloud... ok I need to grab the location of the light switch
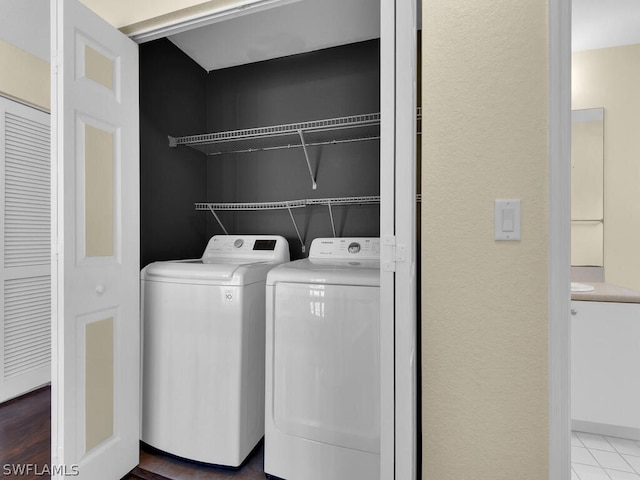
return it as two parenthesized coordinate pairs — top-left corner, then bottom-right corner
(502, 208), (514, 232)
(495, 199), (521, 241)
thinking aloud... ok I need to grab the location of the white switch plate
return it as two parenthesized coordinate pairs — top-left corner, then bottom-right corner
(495, 199), (521, 241)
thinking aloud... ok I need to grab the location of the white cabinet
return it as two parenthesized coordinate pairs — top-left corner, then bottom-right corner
(571, 300), (640, 438)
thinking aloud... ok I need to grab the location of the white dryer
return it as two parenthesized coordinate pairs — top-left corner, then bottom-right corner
(141, 235), (289, 467)
(264, 237), (380, 480)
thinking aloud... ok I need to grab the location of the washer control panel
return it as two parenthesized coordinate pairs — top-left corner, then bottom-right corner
(202, 235), (289, 263)
(309, 237), (380, 260)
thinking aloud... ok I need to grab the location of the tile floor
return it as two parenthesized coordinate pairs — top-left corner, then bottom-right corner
(572, 431), (640, 480)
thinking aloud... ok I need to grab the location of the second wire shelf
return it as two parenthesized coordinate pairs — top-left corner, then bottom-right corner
(196, 194), (421, 252)
(196, 196), (381, 252)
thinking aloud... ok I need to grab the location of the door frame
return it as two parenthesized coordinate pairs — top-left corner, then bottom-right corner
(548, 0), (572, 479)
(386, 1), (418, 479)
(125, 0), (418, 478)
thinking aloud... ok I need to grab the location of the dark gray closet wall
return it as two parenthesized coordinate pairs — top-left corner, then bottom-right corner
(205, 40), (381, 259)
(139, 39), (380, 264)
(139, 39), (209, 267)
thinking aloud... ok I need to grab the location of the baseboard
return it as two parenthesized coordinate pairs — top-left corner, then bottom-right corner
(572, 419), (640, 441)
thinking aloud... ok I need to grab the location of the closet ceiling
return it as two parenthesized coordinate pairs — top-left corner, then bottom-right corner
(167, 0), (380, 72)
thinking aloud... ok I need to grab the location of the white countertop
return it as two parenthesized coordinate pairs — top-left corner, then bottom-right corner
(571, 282), (640, 304)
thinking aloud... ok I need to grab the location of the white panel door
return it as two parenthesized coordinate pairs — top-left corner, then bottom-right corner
(51, 0), (139, 478)
(0, 97), (51, 403)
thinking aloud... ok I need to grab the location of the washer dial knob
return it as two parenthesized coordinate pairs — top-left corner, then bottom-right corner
(348, 242), (361, 254)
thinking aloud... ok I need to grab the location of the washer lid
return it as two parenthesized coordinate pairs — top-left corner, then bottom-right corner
(140, 235), (290, 285)
(141, 259), (276, 285)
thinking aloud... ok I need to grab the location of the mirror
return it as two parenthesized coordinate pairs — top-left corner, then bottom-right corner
(571, 107), (604, 267)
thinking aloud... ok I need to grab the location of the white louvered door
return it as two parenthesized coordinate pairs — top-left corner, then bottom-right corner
(0, 96), (51, 403)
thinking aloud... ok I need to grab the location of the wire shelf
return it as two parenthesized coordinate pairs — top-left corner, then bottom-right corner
(170, 113), (381, 156)
(197, 195), (381, 252)
(170, 111), (423, 189)
(195, 195), (381, 211)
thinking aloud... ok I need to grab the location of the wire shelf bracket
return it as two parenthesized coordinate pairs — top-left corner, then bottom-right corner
(208, 205), (229, 235)
(297, 129), (317, 189)
(286, 205), (305, 253)
(327, 201), (336, 237)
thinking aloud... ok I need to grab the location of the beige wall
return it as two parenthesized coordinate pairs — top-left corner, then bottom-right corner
(572, 44), (640, 291)
(0, 39), (49, 110)
(421, 1), (549, 479)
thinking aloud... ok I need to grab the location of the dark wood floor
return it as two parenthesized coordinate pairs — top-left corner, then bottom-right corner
(135, 442), (265, 480)
(0, 386), (265, 480)
(0, 386), (51, 480)
(123, 466), (173, 480)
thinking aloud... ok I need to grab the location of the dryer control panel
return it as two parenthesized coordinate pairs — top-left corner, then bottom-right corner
(309, 237), (380, 260)
(202, 235), (290, 264)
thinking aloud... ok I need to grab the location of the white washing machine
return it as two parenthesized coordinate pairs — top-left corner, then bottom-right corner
(264, 237), (380, 480)
(141, 235), (289, 467)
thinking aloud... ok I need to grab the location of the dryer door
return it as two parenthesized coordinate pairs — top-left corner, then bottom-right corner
(272, 282), (380, 453)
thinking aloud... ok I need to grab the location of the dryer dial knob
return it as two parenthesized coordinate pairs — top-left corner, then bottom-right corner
(234, 239), (244, 248)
